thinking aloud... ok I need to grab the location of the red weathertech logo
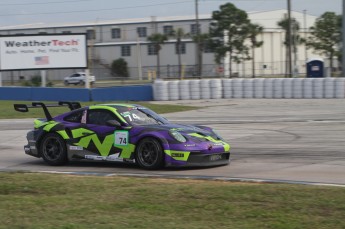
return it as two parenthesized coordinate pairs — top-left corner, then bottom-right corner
(52, 39), (79, 46)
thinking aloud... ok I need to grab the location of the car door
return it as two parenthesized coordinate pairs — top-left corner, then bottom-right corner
(85, 109), (125, 158)
(69, 74), (80, 84)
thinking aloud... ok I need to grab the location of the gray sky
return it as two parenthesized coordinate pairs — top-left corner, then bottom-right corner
(0, 0), (342, 27)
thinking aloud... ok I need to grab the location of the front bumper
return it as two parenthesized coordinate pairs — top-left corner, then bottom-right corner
(165, 152), (230, 167)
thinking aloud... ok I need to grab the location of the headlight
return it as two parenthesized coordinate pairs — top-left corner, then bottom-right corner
(169, 131), (187, 143)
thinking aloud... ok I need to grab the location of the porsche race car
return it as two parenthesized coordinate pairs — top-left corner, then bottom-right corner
(14, 102), (230, 169)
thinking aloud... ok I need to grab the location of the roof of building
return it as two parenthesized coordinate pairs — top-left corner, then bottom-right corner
(0, 9), (317, 31)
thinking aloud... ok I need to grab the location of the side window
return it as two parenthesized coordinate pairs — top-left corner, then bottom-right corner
(121, 45), (131, 56)
(163, 25), (173, 36)
(175, 43), (186, 54)
(64, 110), (84, 123)
(86, 29), (96, 40)
(111, 28), (121, 39)
(87, 110), (119, 126)
(137, 27), (147, 37)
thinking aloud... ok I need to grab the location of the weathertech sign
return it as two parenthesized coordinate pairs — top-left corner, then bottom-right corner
(0, 34), (87, 70)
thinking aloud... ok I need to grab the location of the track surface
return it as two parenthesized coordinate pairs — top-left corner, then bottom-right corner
(1, 99), (345, 185)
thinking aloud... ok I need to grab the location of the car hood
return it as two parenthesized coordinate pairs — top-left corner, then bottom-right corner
(138, 123), (216, 136)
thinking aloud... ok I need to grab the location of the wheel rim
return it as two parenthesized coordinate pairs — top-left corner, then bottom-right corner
(42, 137), (63, 161)
(137, 141), (160, 167)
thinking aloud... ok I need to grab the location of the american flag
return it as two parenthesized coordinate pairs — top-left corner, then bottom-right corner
(35, 56), (49, 65)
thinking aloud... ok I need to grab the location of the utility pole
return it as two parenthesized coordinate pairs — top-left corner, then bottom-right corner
(342, 0), (345, 77)
(287, 0), (292, 78)
(195, 0), (202, 77)
(303, 9), (308, 62)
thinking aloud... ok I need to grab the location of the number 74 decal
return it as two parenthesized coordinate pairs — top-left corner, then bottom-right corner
(114, 131), (129, 146)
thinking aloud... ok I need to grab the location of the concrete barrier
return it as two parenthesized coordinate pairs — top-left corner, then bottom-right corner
(0, 85), (153, 102)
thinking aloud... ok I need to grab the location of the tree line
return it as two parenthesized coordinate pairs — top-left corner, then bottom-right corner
(111, 3), (342, 78)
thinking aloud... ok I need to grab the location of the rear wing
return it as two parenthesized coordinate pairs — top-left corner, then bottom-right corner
(14, 101), (81, 121)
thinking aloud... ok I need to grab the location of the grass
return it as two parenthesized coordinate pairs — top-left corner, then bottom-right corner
(0, 100), (198, 119)
(0, 172), (345, 229)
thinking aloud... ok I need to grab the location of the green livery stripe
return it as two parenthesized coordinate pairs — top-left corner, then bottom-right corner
(71, 128), (93, 138)
(116, 144), (135, 159)
(223, 143), (230, 152)
(165, 150), (190, 161)
(43, 121), (58, 131)
(34, 119), (44, 129)
(69, 128), (135, 158)
(70, 128), (112, 156)
(34, 119), (58, 130)
(189, 133), (230, 152)
(57, 130), (69, 140)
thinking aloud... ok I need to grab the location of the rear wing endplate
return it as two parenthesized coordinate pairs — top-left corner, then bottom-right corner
(13, 101), (81, 121)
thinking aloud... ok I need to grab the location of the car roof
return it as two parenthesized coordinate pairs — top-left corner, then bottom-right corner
(89, 104), (142, 109)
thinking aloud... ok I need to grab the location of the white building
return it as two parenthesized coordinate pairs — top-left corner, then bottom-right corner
(0, 9), (324, 82)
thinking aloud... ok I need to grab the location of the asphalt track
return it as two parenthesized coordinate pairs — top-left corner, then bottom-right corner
(1, 99), (345, 186)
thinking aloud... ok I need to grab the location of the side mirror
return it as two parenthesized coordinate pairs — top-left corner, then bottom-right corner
(106, 120), (122, 127)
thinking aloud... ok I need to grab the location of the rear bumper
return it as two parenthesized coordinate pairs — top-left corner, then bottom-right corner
(24, 131), (40, 158)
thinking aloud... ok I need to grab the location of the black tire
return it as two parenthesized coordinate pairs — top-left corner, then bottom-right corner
(64, 81), (69, 86)
(40, 133), (68, 166)
(79, 80), (85, 85)
(135, 138), (164, 169)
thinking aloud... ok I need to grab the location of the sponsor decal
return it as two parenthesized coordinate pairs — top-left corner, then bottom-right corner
(4, 39), (79, 48)
(210, 154), (222, 161)
(213, 143), (224, 146)
(171, 153), (185, 158)
(184, 144), (196, 147)
(106, 153), (121, 161)
(84, 154), (124, 162)
(81, 110), (87, 124)
(85, 155), (104, 161)
(69, 146), (83, 151)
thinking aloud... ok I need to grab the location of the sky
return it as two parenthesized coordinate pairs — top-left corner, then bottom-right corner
(0, 0), (342, 27)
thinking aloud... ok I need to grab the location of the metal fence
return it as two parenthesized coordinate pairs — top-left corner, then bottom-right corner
(1, 60), (341, 84)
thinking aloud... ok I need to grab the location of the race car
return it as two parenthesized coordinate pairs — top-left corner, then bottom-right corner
(14, 101), (230, 169)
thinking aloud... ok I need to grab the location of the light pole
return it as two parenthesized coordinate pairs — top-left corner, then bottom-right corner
(195, 0), (202, 77)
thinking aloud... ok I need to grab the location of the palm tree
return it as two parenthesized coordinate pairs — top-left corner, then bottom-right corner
(277, 17), (302, 77)
(147, 33), (168, 78)
(192, 33), (210, 77)
(247, 23), (263, 78)
(171, 28), (189, 79)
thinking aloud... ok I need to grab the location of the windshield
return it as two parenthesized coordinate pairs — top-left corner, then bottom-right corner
(116, 106), (169, 126)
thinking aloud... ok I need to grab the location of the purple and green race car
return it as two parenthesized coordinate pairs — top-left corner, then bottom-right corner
(14, 101), (230, 169)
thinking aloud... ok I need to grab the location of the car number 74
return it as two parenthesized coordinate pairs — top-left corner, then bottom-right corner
(114, 131), (129, 146)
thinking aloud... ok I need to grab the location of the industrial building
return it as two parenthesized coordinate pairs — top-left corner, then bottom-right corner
(0, 9), (322, 82)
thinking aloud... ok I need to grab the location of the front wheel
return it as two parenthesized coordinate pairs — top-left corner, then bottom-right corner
(40, 133), (68, 166)
(135, 138), (164, 170)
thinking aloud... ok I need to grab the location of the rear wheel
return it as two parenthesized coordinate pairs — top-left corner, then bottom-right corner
(40, 133), (67, 166)
(135, 138), (164, 169)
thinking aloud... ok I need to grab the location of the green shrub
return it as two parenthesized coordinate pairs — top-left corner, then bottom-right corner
(111, 58), (129, 77)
